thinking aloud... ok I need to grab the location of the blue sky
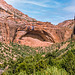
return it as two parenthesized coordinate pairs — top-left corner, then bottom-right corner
(5, 0), (75, 25)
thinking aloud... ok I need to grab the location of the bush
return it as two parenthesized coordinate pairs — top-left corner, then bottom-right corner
(18, 71), (26, 75)
(61, 51), (75, 75)
(35, 59), (47, 71)
(35, 66), (68, 75)
(45, 52), (56, 58)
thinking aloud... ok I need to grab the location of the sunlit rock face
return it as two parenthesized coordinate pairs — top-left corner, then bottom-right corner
(0, 0), (74, 47)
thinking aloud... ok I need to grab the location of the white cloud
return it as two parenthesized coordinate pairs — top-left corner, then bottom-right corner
(21, 9), (40, 14)
(22, 1), (49, 7)
(4, 0), (60, 8)
(63, 0), (75, 13)
(4, 0), (64, 25)
(64, 6), (75, 13)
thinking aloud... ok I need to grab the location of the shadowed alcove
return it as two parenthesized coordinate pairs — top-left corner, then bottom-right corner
(19, 30), (55, 43)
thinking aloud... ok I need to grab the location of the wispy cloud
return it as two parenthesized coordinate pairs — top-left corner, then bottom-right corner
(22, 1), (49, 7)
(5, 0), (60, 8)
(4, 0), (74, 24)
(21, 9), (40, 14)
(64, 6), (75, 12)
(63, 0), (75, 13)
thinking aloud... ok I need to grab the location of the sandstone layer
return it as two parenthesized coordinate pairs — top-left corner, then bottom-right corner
(0, 0), (74, 47)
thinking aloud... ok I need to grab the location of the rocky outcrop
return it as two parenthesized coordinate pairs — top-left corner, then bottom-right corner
(57, 20), (74, 29)
(0, 0), (74, 47)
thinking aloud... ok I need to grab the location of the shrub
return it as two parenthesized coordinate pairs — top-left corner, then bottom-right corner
(45, 52), (56, 58)
(18, 71), (26, 75)
(61, 51), (75, 75)
(35, 59), (47, 71)
(35, 66), (68, 75)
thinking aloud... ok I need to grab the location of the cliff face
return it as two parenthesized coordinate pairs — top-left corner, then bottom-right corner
(57, 20), (74, 29)
(0, 0), (73, 47)
(57, 20), (74, 41)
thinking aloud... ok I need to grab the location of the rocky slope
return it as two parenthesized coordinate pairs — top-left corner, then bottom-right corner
(0, 0), (74, 47)
(57, 20), (74, 29)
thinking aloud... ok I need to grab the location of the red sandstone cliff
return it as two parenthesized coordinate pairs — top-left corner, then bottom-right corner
(0, 0), (74, 47)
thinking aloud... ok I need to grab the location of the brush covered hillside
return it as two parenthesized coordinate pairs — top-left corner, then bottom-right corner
(0, 39), (75, 75)
(0, 0), (74, 47)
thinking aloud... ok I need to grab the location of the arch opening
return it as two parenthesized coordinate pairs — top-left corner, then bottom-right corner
(19, 30), (55, 43)
(20, 30), (47, 42)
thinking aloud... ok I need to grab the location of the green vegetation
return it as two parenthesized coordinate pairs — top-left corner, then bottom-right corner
(0, 39), (75, 75)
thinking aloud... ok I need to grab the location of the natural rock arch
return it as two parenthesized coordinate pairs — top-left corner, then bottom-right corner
(19, 30), (55, 43)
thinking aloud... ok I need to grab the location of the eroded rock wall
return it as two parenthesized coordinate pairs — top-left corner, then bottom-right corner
(0, 0), (74, 47)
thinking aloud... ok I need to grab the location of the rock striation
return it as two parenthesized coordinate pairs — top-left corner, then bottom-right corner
(0, 0), (74, 47)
